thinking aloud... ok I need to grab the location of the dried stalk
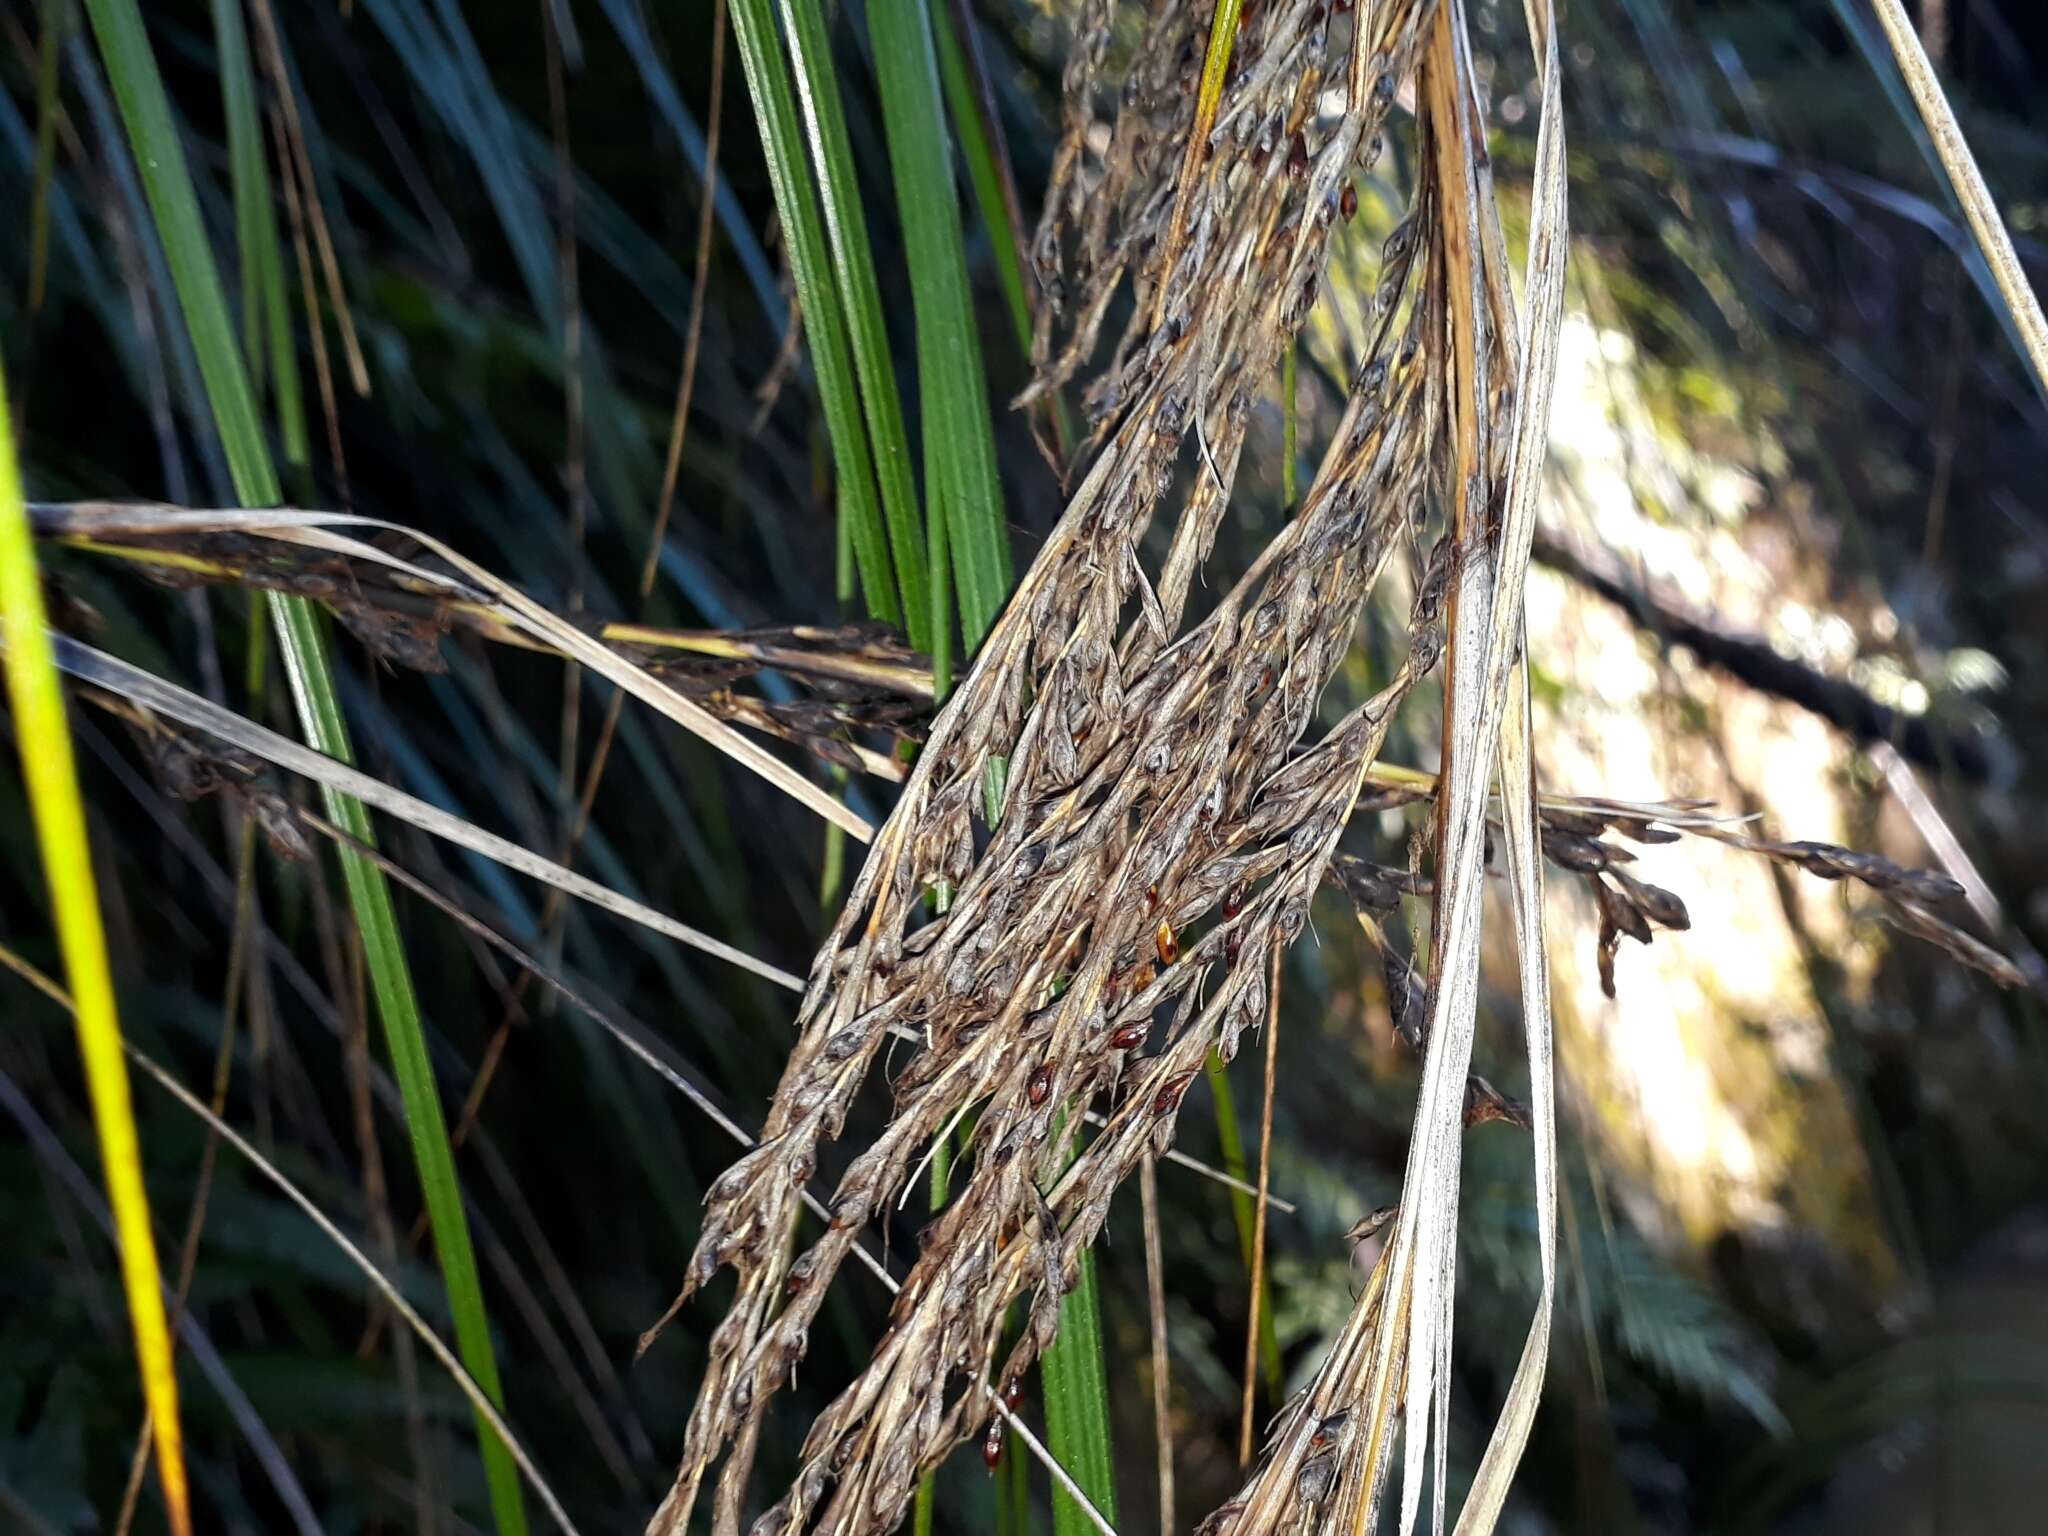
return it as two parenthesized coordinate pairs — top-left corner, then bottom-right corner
(1189, 0), (1569, 1529)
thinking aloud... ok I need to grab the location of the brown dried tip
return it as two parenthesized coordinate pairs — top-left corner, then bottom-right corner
(1382, 942), (1428, 1049)
(1699, 825), (2021, 982)
(1882, 898), (2029, 990)
(1343, 1205), (1399, 1247)
(1462, 1075), (1532, 1130)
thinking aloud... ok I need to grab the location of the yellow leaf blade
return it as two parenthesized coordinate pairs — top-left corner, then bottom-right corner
(0, 368), (190, 1533)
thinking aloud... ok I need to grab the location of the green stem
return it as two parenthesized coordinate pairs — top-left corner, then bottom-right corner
(866, 0), (1011, 652)
(1040, 1117), (1117, 1536)
(1205, 1052), (1282, 1393)
(912, 1130), (956, 1536)
(777, 0), (929, 644)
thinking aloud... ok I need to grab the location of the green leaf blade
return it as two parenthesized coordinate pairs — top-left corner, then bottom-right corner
(779, 0), (930, 648)
(866, 0), (1011, 652)
(1039, 1118), (1118, 1536)
(75, 5), (528, 1531)
(728, 0), (902, 628)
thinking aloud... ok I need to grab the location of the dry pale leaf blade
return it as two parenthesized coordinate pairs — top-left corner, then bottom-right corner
(1866, 0), (2048, 400)
(1450, 5), (1567, 1528)
(33, 501), (873, 841)
(1382, 0), (1569, 1528)
(1381, 11), (1501, 1533)
(1454, 652), (1558, 1536)
(34, 632), (803, 992)
(1478, 0), (1568, 714)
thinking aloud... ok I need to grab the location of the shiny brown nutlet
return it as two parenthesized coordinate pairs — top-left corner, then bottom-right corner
(1028, 1063), (1055, 1106)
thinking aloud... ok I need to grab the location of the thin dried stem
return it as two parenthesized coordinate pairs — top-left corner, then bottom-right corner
(1867, 0), (2048, 401)
(1238, 935), (1282, 1468)
(248, 0), (369, 396)
(270, 103), (350, 504)
(1140, 1152), (1175, 1533)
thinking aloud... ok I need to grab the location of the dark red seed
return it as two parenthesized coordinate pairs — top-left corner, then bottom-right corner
(1028, 1063), (1055, 1106)
(1341, 182), (1358, 222)
(983, 1419), (1005, 1471)
(1223, 885), (1244, 919)
(1004, 1378), (1024, 1412)
(1154, 1073), (1193, 1115)
(1144, 883), (1160, 914)
(1110, 1020), (1149, 1051)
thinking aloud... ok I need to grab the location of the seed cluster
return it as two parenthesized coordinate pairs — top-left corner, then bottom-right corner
(649, 3), (1442, 1533)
